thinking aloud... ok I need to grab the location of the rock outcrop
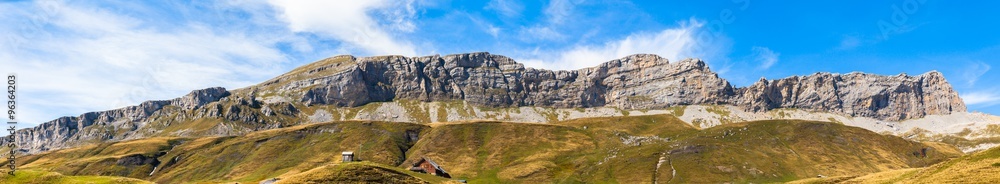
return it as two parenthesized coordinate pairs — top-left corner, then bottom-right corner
(3, 52), (967, 154)
(170, 87), (230, 110)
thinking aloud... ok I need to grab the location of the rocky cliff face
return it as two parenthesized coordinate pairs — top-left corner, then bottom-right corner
(6, 87), (232, 153)
(258, 52), (734, 110)
(3, 52), (967, 154)
(734, 72), (966, 121)
(258, 52), (963, 120)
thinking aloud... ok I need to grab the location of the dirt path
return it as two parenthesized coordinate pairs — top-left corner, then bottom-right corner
(668, 156), (676, 183)
(654, 153), (666, 184)
(653, 153), (676, 184)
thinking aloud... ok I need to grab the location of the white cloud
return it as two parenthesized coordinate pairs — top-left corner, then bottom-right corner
(265, 0), (418, 56)
(751, 46), (779, 70)
(486, 0), (523, 18)
(0, 1), (288, 129)
(961, 61), (991, 87)
(962, 91), (1000, 106)
(518, 19), (715, 70)
(465, 14), (502, 38)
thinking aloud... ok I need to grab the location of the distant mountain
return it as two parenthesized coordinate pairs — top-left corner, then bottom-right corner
(0, 52), (970, 154)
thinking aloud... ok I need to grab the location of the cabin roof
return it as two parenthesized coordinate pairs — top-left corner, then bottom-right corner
(414, 157), (449, 174)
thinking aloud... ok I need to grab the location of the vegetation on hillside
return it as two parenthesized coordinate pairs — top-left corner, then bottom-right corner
(4, 115), (965, 183)
(150, 121), (428, 183)
(792, 146), (1000, 183)
(275, 162), (457, 184)
(0, 169), (152, 184)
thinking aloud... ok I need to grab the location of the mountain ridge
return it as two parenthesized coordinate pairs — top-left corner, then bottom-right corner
(2, 52), (968, 154)
(245, 51), (963, 119)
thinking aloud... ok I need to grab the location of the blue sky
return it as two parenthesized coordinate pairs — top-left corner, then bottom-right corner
(1, 0), (998, 131)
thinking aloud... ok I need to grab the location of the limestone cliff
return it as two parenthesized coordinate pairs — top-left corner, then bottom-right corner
(734, 72), (966, 121)
(257, 53), (733, 110)
(256, 52), (964, 121)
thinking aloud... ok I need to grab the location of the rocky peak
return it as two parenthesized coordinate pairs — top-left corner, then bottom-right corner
(674, 58), (709, 71)
(607, 54), (668, 68)
(171, 87), (230, 110)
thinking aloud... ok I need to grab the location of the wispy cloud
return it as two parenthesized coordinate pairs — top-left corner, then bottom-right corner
(516, 0), (585, 42)
(519, 26), (566, 41)
(836, 36), (861, 50)
(485, 0), (523, 18)
(751, 46), (779, 70)
(962, 91), (1000, 106)
(264, 0), (419, 56)
(544, 0), (581, 24)
(517, 19), (718, 70)
(467, 15), (502, 38)
(961, 61), (991, 87)
(0, 1), (289, 128)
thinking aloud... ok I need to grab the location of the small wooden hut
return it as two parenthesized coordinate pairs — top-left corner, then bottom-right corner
(342, 151), (354, 162)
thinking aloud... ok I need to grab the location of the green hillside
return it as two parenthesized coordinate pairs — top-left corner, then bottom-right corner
(2, 115), (964, 183)
(274, 161), (457, 184)
(150, 121), (428, 183)
(792, 145), (1000, 183)
(0, 169), (152, 184)
(404, 115), (960, 183)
